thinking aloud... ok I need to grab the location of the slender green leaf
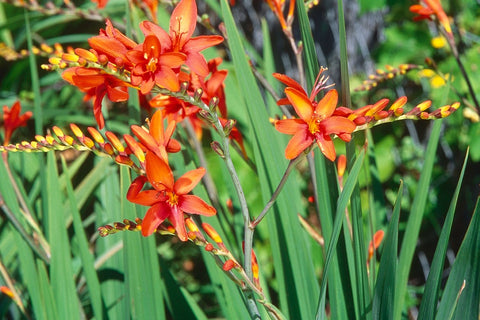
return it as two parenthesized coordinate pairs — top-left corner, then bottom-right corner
(120, 167), (165, 320)
(372, 181), (403, 320)
(61, 156), (105, 320)
(393, 120), (442, 320)
(316, 148), (365, 320)
(436, 196), (480, 320)
(417, 149), (468, 319)
(46, 152), (81, 319)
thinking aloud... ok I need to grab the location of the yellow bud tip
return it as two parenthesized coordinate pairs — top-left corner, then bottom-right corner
(52, 126), (64, 138)
(202, 223), (223, 244)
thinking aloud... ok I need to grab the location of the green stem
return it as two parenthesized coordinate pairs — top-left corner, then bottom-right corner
(443, 28), (480, 113)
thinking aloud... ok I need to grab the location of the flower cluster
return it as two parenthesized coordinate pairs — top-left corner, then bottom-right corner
(49, 0), (223, 130)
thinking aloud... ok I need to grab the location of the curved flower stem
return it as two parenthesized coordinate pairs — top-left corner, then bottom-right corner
(442, 29), (480, 113)
(154, 87), (261, 317)
(251, 154), (304, 228)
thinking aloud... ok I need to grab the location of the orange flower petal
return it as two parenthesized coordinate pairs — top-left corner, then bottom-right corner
(170, 0), (197, 46)
(141, 202), (171, 236)
(315, 89), (338, 117)
(154, 67), (180, 91)
(316, 134), (336, 161)
(285, 87), (313, 121)
(320, 116), (356, 135)
(174, 167), (206, 195)
(169, 206), (188, 241)
(158, 52), (187, 68)
(275, 118), (307, 134)
(273, 73), (306, 93)
(284, 129), (313, 159)
(184, 35), (224, 53)
(179, 194), (216, 216)
(145, 151), (174, 190)
(140, 21), (171, 47)
(184, 51), (209, 77)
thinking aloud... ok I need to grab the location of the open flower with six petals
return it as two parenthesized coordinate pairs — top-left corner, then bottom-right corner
(140, 0), (224, 76)
(275, 88), (356, 161)
(127, 152), (216, 240)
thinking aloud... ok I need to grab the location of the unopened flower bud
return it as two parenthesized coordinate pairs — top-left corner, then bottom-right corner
(223, 259), (236, 271)
(211, 141), (225, 158)
(223, 119), (236, 136)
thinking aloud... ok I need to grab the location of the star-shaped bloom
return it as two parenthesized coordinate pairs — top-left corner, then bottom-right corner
(127, 152), (216, 240)
(275, 88), (356, 161)
(127, 35), (186, 94)
(139, 0), (224, 76)
(2, 101), (32, 146)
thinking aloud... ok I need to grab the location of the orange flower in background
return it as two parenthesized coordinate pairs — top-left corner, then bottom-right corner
(410, 0), (452, 36)
(140, 0), (224, 76)
(275, 88), (356, 161)
(127, 35), (186, 94)
(62, 67), (129, 129)
(127, 152), (216, 240)
(88, 20), (137, 68)
(265, 0), (296, 31)
(2, 101), (32, 146)
(131, 109), (181, 160)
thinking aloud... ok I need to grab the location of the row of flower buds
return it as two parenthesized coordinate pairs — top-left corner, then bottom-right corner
(0, 123), (148, 174)
(355, 64), (419, 91)
(97, 215), (261, 292)
(41, 46), (131, 83)
(0, 42), (64, 61)
(341, 96), (460, 131)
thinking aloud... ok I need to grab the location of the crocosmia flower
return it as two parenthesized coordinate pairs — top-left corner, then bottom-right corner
(410, 0), (452, 36)
(62, 67), (130, 129)
(2, 101), (32, 146)
(140, 0), (224, 76)
(275, 88), (356, 161)
(127, 152), (216, 240)
(127, 35), (186, 94)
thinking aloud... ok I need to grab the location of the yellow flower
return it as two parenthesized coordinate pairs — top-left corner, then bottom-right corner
(430, 75), (446, 88)
(431, 36), (447, 49)
(418, 68), (436, 77)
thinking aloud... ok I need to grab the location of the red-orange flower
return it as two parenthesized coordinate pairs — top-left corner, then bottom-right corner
(2, 101), (32, 146)
(140, 0), (224, 76)
(131, 109), (181, 160)
(265, 0), (296, 31)
(275, 88), (356, 161)
(62, 67), (129, 129)
(127, 152), (216, 240)
(410, 0), (452, 36)
(127, 35), (186, 94)
(88, 20), (138, 68)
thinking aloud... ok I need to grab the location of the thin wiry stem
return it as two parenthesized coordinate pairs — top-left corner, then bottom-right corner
(251, 155), (304, 228)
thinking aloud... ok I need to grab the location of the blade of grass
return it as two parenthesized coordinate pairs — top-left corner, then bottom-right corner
(46, 152), (81, 319)
(393, 119), (443, 320)
(316, 148), (365, 320)
(436, 195), (480, 320)
(120, 167), (165, 320)
(61, 156), (105, 320)
(417, 149), (468, 319)
(95, 165), (125, 319)
(158, 257), (208, 320)
(372, 181), (403, 320)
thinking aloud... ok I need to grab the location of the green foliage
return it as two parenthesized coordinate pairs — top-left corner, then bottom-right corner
(0, 0), (479, 319)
